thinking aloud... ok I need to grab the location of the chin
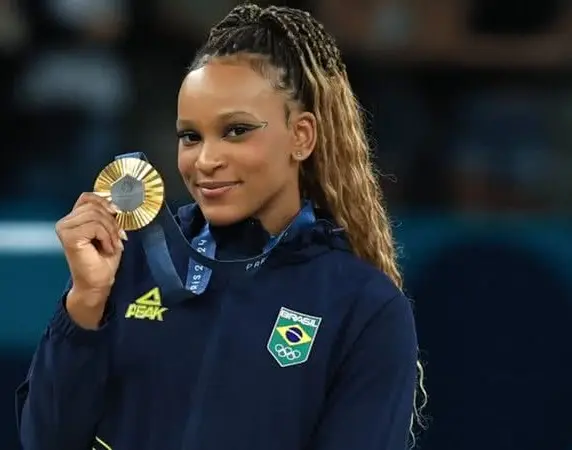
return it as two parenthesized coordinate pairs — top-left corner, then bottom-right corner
(199, 203), (251, 227)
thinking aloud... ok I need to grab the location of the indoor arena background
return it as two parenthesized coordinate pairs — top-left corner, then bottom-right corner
(1, 1), (572, 449)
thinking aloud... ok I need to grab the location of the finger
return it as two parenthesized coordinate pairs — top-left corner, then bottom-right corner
(72, 196), (127, 242)
(91, 222), (119, 255)
(58, 220), (117, 255)
(62, 208), (123, 250)
(73, 192), (119, 214)
(65, 204), (119, 235)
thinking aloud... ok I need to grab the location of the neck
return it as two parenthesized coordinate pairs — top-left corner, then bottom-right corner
(254, 189), (302, 236)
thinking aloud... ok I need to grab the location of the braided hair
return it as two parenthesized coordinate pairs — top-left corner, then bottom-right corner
(191, 3), (427, 440)
(192, 4), (403, 286)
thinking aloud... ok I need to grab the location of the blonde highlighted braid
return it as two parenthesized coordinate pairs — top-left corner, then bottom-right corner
(192, 3), (427, 441)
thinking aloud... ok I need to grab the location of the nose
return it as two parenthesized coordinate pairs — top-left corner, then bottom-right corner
(195, 142), (225, 174)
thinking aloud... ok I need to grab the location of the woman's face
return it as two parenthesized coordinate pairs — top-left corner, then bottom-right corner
(177, 58), (315, 232)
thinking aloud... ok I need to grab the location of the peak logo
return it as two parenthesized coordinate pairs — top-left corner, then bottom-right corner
(124, 287), (168, 321)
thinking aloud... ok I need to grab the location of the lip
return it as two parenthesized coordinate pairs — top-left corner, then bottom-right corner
(196, 181), (239, 189)
(195, 181), (240, 199)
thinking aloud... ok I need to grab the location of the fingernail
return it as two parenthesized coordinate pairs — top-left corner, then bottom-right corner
(117, 239), (125, 251)
(108, 202), (121, 214)
(119, 229), (128, 241)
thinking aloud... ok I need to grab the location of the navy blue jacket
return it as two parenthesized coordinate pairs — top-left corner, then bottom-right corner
(16, 204), (418, 450)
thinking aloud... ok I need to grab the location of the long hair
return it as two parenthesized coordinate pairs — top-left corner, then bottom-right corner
(192, 3), (427, 439)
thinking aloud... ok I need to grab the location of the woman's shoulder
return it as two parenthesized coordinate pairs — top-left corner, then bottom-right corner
(286, 244), (406, 325)
(316, 243), (403, 296)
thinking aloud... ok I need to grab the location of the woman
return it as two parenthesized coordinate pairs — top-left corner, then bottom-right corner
(16, 4), (422, 450)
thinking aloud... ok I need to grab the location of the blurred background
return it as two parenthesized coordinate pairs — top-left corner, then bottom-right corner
(1, 0), (572, 448)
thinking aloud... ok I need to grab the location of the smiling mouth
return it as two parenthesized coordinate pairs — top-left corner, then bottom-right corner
(196, 181), (240, 189)
(195, 181), (240, 199)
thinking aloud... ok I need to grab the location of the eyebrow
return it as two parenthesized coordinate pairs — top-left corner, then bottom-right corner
(176, 111), (260, 129)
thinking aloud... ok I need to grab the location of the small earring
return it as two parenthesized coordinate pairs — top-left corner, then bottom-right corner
(295, 151), (303, 159)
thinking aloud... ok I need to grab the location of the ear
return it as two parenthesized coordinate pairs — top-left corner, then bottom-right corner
(290, 111), (317, 162)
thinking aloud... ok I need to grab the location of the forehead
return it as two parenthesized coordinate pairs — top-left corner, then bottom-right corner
(178, 61), (281, 116)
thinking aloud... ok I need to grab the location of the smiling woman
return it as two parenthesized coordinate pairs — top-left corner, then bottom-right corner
(16, 4), (423, 450)
(176, 58), (316, 233)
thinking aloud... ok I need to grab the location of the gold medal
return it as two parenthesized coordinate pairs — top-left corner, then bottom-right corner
(94, 157), (165, 231)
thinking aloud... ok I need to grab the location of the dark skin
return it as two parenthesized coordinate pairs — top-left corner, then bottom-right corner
(177, 58), (317, 234)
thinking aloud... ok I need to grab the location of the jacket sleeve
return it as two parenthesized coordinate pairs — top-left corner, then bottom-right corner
(16, 292), (113, 450)
(307, 291), (418, 450)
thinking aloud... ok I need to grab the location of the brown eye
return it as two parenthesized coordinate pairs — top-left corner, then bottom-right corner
(224, 124), (256, 138)
(177, 131), (201, 146)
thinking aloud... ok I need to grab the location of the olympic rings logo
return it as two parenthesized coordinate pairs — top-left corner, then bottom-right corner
(274, 344), (301, 360)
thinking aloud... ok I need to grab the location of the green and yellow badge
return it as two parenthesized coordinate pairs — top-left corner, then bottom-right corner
(267, 307), (322, 368)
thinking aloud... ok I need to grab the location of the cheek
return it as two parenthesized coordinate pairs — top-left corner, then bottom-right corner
(238, 142), (289, 187)
(177, 147), (196, 178)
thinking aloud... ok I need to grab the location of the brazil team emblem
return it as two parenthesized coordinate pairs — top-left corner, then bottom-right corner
(267, 307), (322, 368)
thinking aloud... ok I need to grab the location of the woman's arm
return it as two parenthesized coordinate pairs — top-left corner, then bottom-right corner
(307, 290), (418, 450)
(16, 290), (113, 450)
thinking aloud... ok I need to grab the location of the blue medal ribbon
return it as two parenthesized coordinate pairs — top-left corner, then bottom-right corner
(184, 202), (315, 295)
(115, 152), (316, 301)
